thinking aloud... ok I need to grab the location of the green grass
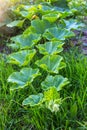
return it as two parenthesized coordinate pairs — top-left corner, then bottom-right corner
(0, 48), (87, 130)
(61, 48), (87, 129)
(0, 55), (14, 130)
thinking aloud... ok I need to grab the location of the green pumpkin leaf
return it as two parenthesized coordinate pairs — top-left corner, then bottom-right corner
(35, 55), (65, 74)
(37, 41), (64, 55)
(42, 13), (60, 23)
(38, 4), (53, 15)
(7, 43), (20, 50)
(22, 93), (43, 106)
(7, 49), (36, 66)
(43, 27), (75, 40)
(31, 19), (56, 34)
(7, 20), (25, 28)
(20, 11), (36, 19)
(23, 26), (36, 35)
(12, 5), (25, 15)
(11, 33), (41, 49)
(60, 10), (72, 18)
(13, 5), (37, 19)
(41, 75), (69, 91)
(20, 11), (30, 18)
(8, 68), (40, 90)
(62, 19), (85, 30)
(38, 4), (52, 11)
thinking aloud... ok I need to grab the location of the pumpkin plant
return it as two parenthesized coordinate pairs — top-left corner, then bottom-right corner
(7, 1), (84, 113)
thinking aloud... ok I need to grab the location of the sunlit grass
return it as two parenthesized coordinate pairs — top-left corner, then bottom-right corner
(0, 48), (87, 129)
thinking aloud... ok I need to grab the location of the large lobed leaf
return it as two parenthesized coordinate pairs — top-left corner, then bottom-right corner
(35, 55), (65, 74)
(62, 19), (85, 30)
(31, 19), (56, 34)
(42, 12), (60, 23)
(13, 5), (38, 20)
(8, 68), (40, 90)
(7, 49), (36, 67)
(37, 4), (53, 15)
(43, 27), (75, 40)
(37, 41), (64, 55)
(22, 93), (43, 106)
(11, 33), (41, 49)
(7, 20), (25, 28)
(41, 75), (69, 91)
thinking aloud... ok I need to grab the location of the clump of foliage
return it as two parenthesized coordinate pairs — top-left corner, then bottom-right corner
(0, 0), (87, 130)
(6, 0), (84, 113)
(1, 49), (87, 129)
(67, 0), (87, 15)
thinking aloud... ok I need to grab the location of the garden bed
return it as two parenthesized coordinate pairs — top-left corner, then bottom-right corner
(0, 0), (87, 130)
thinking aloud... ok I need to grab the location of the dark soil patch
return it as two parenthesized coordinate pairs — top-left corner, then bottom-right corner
(0, 44), (11, 54)
(67, 29), (87, 55)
